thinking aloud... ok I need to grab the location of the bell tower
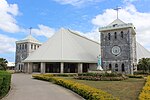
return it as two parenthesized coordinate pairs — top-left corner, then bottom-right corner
(15, 29), (41, 72)
(99, 18), (137, 74)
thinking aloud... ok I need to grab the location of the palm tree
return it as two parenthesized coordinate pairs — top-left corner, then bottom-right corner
(0, 58), (8, 70)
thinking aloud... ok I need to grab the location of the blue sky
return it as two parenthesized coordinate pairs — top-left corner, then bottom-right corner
(0, 0), (150, 62)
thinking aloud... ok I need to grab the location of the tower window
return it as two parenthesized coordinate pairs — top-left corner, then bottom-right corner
(121, 31), (123, 38)
(109, 64), (112, 70)
(122, 63), (125, 72)
(19, 45), (21, 50)
(115, 64), (118, 71)
(114, 32), (117, 39)
(108, 33), (111, 40)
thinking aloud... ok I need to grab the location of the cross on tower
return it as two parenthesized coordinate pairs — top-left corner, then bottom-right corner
(29, 27), (32, 35)
(114, 6), (121, 19)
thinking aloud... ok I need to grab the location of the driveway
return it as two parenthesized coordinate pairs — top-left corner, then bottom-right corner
(2, 74), (83, 100)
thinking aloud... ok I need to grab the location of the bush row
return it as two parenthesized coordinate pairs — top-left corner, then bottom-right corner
(138, 76), (150, 100)
(75, 76), (127, 81)
(32, 74), (119, 100)
(134, 71), (150, 75)
(127, 75), (144, 78)
(76, 73), (127, 81)
(53, 73), (77, 77)
(0, 71), (11, 98)
(78, 73), (123, 77)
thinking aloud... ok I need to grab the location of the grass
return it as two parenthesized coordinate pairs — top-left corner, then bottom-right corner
(61, 77), (145, 100)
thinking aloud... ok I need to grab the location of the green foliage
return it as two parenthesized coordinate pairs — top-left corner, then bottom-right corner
(77, 73), (127, 81)
(0, 58), (8, 70)
(137, 58), (150, 73)
(139, 76), (150, 100)
(0, 71), (11, 98)
(32, 74), (119, 100)
(134, 71), (150, 75)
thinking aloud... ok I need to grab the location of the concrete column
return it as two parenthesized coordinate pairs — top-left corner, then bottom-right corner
(78, 63), (83, 73)
(40, 62), (46, 74)
(27, 63), (33, 74)
(60, 62), (64, 73)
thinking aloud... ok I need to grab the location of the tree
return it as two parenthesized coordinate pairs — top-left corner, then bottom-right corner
(137, 58), (150, 73)
(0, 58), (8, 70)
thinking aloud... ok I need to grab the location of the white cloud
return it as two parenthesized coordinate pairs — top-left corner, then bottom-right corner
(0, 34), (17, 53)
(53, 0), (102, 7)
(32, 25), (55, 38)
(0, 0), (20, 33)
(123, 0), (138, 3)
(91, 3), (150, 51)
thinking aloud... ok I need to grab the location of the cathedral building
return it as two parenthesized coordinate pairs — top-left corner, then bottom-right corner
(15, 21), (150, 74)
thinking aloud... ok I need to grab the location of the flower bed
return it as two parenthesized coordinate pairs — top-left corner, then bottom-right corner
(138, 76), (150, 100)
(75, 73), (127, 81)
(0, 71), (11, 98)
(32, 74), (119, 100)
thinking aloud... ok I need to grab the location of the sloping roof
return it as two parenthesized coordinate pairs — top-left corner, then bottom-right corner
(24, 28), (100, 63)
(136, 42), (150, 60)
(99, 19), (136, 34)
(16, 35), (41, 44)
(108, 19), (126, 26)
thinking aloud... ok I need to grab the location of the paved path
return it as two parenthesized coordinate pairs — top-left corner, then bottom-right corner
(2, 74), (83, 100)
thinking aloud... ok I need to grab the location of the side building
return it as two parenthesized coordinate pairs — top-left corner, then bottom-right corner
(99, 19), (137, 74)
(15, 35), (41, 72)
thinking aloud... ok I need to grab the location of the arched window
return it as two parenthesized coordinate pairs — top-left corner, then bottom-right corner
(115, 64), (118, 71)
(122, 63), (125, 72)
(19, 44), (21, 50)
(108, 33), (111, 40)
(109, 64), (112, 70)
(121, 31), (123, 38)
(114, 32), (117, 39)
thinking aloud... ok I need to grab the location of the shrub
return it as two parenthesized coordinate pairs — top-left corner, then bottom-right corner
(0, 71), (11, 98)
(138, 76), (150, 100)
(76, 73), (127, 81)
(53, 73), (77, 77)
(134, 71), (150, 75)
(127, 75), (144, 78)
(32, 74), (119, 100)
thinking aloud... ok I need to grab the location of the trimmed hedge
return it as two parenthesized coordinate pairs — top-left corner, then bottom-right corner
(127, 75), (144, 78)
(76, 73), (127, 81)
(78, 73), (123, 77)
(33, 74), (119, 100)
(53, 73), (77, 77)
(0, 71), (11, 98)
(138, 76), (150, 100)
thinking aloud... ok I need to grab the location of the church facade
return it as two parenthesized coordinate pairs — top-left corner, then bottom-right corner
(99, 19), (137, 74)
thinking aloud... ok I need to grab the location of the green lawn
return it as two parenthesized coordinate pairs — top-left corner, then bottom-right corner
(62, 77), (145, 100)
